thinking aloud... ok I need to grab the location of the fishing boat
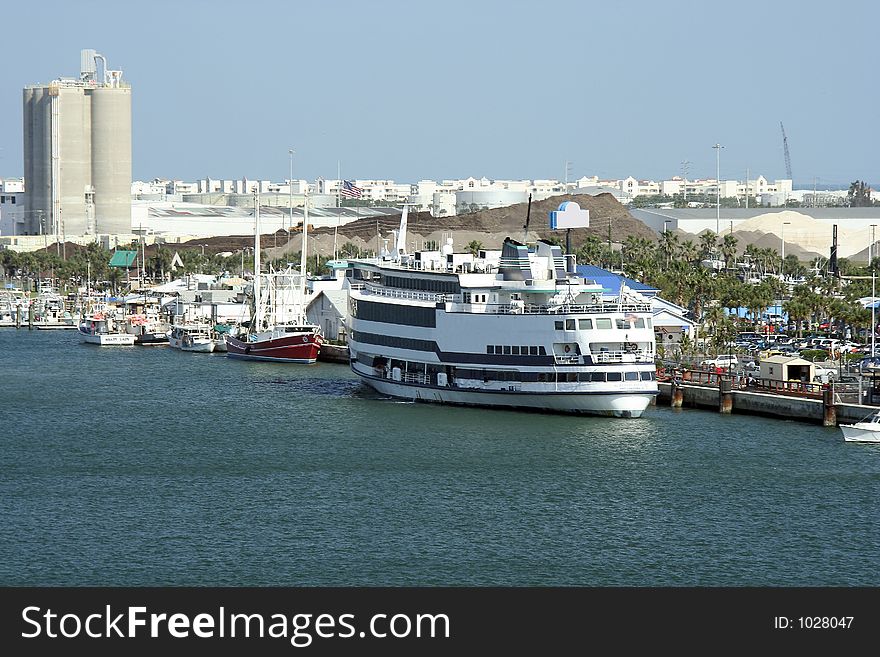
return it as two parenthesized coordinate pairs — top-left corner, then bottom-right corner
(840, 410), (880, 443)
(344, 202), (658, 417)
(168, 323), (216, 353)
(125, 313), (170, 345)
(78, 312), (136, 346)
(226, 192), (322, 363)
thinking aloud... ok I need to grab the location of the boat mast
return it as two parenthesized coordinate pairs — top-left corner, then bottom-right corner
(299, 189), (309, 324)
(253, 190), (261, 331)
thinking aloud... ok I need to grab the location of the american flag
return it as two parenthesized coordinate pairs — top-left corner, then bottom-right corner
(340, 180), (363, 199)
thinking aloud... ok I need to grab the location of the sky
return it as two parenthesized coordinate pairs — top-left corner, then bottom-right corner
(1, 0), (877, 188)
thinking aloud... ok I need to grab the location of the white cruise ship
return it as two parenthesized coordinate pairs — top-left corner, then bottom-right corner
(344, 214), (658, 418)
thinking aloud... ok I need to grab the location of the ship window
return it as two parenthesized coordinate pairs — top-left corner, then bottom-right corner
(495, 344), (502, 353)
(538, 373), (547, 382)
(578, 372), (590, 382)
(512, 346), (520, 355)
(634, 318), (645, 329)
(640, 371), (655, 381)
(529, 346), (538, 355)
(596, 318), (612, 329)
(565, 373), (577, 382)
(487, 345), (494, 354)
(616, 319), (629, 329)
(539, 346), (546, 355)
(503, 346), (511, 355)
(565, 319), (576, 330)
(625, 371), (639, 381)
(579, 319), (593, 330)
(555, 321), (564, 330)
(590, 372), (606, 382)
(645, 318), (652, 328)
(464, 293), (471, 303)
(521, 345), (528, 354)
(607, 372), (622, 382)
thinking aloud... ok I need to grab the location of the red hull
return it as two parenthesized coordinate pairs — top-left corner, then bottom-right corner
(226, 332), (321, 363)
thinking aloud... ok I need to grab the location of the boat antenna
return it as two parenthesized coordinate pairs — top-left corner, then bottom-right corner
(253, 190), (261, 332)
(523, 193), (532, 243)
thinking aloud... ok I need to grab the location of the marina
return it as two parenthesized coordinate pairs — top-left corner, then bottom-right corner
(1, 327), (878, 587)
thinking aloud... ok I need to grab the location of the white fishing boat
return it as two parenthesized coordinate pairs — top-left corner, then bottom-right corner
(344, 202), (658, 418)
(168, 323), (216, 353)
(78, 312), (136, 346)
(840, 410), (880, 443)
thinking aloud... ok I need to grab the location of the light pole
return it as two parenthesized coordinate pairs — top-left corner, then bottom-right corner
(288, 149), (295, 233)
(781, 221), (790, 276)
(871, 224), (877, 267)
(663, 220), (671, 267)
(713, 143), (723, 235)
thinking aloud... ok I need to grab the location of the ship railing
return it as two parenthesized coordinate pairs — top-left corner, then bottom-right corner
(591, 350), (654, 364)
(361, 282), (445, 303)
(401, 371), (430, 385)
(445, 301), (653, 315)
(554, 354), (581, 365)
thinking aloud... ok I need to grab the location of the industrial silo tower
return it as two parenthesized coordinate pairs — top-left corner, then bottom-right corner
(22, 49), (131, 238)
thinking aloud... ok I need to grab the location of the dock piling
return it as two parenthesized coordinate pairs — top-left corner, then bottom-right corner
(822, 385), (837, 427)
(719, 376), (733, 414)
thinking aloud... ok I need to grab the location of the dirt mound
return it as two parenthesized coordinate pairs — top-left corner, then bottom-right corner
(227, 193), (655, 258)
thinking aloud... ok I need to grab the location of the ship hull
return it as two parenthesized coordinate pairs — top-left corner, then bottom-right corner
(226, 333), (321, 363)
(357, 372), (655, 418)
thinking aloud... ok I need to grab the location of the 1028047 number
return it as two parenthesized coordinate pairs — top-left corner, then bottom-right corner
(798, 616), (853, 629)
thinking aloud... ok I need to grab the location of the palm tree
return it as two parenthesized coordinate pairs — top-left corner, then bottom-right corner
(721, 234), (738, 268)
(466, 240), (483, 257)
(699, 231), (718, 260)
(658, 231), (680, 267)
(680, 240), (700, 265)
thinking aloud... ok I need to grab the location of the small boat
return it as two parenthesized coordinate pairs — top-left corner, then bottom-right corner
(78, 312), (136, 346)
(840, 410), (880, 443)
(168, 323), (216, 353)
(125, 313), (170, 345)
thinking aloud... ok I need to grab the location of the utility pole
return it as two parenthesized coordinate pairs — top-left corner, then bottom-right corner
(681, 160), (691, 205)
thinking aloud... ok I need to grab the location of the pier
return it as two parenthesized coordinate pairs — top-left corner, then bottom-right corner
(657, 371), (875, 426)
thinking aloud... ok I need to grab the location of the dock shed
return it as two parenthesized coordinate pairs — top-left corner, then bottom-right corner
(759, 355), (814, 383)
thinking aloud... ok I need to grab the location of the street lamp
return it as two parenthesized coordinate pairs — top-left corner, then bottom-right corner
(713, 143), (723, 235)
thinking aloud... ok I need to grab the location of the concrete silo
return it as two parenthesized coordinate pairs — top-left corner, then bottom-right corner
(90, 84), (131, 234)
(21, 50), (131, 238)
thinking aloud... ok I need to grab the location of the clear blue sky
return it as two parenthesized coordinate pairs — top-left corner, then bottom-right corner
(1, 0), (876, 188)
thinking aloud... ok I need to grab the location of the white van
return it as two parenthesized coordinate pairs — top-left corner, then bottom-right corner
(700, 354), (739, 369)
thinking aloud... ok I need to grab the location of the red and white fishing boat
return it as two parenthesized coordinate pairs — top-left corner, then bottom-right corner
(226, 191), (323, 363)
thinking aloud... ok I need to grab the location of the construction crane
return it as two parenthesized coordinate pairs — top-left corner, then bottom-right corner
(780, 121), (793, 181)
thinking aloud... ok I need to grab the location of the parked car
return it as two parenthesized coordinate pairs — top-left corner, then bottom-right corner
(813, 364), (836, 383)
(700, 354), (739, 369)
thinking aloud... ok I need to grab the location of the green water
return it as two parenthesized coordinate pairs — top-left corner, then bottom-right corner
(1, 329), (878, 585)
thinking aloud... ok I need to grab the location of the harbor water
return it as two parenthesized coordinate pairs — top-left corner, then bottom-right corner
(2, 329), (879, 586)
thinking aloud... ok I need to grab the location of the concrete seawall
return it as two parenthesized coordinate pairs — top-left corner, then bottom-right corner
(657, 381), (874, 426)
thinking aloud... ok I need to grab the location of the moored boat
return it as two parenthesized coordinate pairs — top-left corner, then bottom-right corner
(168, 323), (216, 353)
(78, 313), (136, 346)
(840, 410), (880, 443)
(344, 203), (658, 418)
(225, 192), (322, 363)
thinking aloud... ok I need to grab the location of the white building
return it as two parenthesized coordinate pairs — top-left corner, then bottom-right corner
(0, 178), (25, 237)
